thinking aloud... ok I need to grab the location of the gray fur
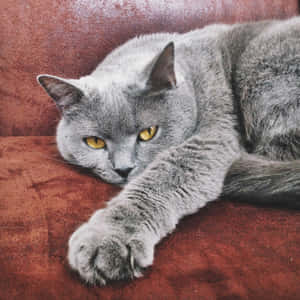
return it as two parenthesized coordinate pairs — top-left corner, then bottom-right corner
(38, 17), (300, 285)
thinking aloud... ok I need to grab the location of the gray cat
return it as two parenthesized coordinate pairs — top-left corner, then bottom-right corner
(38, 17), (300, 285)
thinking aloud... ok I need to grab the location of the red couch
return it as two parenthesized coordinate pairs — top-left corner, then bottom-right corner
(1, 1), (300, 299)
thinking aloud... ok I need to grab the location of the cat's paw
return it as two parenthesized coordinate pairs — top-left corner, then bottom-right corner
(67, 223), (154, 285)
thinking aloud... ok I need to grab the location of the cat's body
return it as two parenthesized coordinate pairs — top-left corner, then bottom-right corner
(38, 17), (300, 285)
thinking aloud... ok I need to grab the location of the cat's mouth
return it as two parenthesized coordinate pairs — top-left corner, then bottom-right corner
(106, 178), (128, 187)
(92, 168), (129, 186)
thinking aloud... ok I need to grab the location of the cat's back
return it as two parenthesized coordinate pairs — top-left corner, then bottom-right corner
(243, 17), (300, 58)
(235, 17), (300, 86)
(231, 16), (300, 117)
(232, 17), (300, 154)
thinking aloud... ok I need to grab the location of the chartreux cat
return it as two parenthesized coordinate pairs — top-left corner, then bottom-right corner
(38, 17), (300, 285)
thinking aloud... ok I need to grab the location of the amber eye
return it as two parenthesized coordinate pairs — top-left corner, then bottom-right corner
(138, 126), (158, 142)
(84, 136), (106, 149)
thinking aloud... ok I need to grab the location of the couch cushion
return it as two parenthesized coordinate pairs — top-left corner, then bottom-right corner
(0, 0), (298, 136)
(1, 136), (300, 299)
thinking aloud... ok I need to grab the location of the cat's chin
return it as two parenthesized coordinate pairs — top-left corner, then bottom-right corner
(116, 181), (128, 188)
(103, 178), (128, 188)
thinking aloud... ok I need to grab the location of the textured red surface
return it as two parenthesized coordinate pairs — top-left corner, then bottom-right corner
(0, 0), (299, 136)
(0, 136), (300, 300)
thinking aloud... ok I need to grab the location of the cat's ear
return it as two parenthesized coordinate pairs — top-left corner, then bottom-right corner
(145, 42), (176, 93)
(37, 74), (84, 111)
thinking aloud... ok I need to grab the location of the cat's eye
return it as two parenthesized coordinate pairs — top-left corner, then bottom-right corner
(138, 126), (158, 142)
(84, 136), (106, 149)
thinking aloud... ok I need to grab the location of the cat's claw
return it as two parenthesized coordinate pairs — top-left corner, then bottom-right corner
(68, 223), (153, 285)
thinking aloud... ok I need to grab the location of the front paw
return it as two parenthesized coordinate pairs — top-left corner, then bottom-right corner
(68, 223), (154, 285)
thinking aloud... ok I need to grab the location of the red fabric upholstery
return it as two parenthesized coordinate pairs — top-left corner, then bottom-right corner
(1, 137), (300, 300)
(1, 1), (300, 299)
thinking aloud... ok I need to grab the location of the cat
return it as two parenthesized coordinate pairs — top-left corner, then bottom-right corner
(38, 17), (300, 285)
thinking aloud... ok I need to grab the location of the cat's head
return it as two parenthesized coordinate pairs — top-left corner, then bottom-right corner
(38, 41), (197, 186)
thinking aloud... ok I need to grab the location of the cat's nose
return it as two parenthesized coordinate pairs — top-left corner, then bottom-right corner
(114, 167), (133, 178)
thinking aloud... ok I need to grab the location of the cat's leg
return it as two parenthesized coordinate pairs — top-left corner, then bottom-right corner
(223, 152), (300, 208)
(68, 128), (240, 284)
